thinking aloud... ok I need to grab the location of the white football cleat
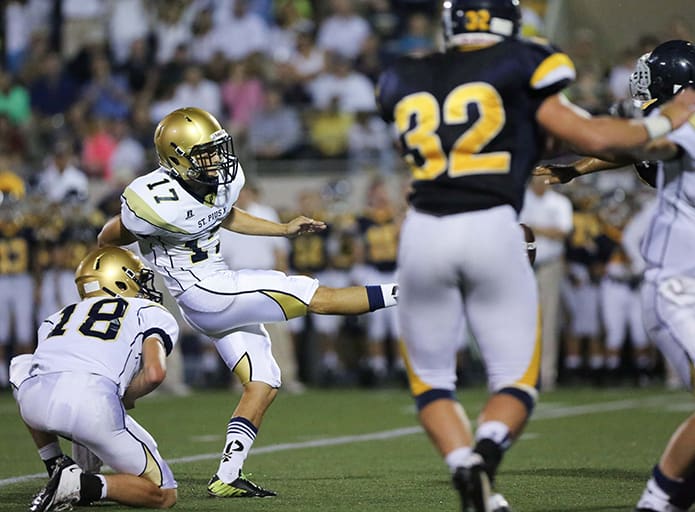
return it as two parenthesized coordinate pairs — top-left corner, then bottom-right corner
(634, 479), (686, 512)
(489, 492), (511, 512)
(28, 456), (82, 512)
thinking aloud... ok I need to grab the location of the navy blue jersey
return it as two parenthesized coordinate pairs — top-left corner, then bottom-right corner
(377, 38), (575, 215)
(356, 209), (399, 272)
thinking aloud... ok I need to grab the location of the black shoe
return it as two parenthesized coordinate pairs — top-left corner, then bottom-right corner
(28, 456), (82, 512)
(207, 473), (276, 497)
(452, 454), (491, 512)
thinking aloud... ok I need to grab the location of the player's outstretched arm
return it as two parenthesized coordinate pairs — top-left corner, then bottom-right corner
(537, 90), (695, 157)
(98, 215), (137, 247)
(222, 206), (326, 237)
(532, 157), (625, 184)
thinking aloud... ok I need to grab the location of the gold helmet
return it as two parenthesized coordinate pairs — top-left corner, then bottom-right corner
(154, 107), (239, 186)
(75, 247), (162, 303)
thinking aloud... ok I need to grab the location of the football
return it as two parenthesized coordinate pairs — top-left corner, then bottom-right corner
(520, 223), (536, 265)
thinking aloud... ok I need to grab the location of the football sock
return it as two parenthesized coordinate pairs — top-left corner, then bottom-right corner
(366, 284), (398, 311)
(475, 421), (512, 482)
(79, 473), (104, 503)
(38, 442), (63, 476)
(651, 464), (685, 502)
(445, 446), (473, 473)
(217, 416), (257, 483)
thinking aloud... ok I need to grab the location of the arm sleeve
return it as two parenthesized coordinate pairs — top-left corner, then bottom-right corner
(138, 305), (180, 356)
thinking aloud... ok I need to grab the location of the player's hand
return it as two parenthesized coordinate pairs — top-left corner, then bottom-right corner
(285, 216), (327, 238)
(532, 163), (580, 184)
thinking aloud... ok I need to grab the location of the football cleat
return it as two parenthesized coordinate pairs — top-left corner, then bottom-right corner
(489, 492), (512, 512)
(634, 479), (687, 512)
(452, 453), (491, 512)
(28, 456), (82, 512)
(207, 473), (277, 498)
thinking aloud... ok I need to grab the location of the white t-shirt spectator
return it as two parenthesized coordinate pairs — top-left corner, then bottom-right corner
(211, 10), (268, 61)
(316, 14), (370, 60)
(108, 0), (151, 64)
(309, 70), (376, 113)
(520, 188), (573, 264)
(40, 163), (89, 203)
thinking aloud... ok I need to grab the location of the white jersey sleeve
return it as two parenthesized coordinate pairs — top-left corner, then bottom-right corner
(667, 117), (695, 158)
(137, 303), (180, 355)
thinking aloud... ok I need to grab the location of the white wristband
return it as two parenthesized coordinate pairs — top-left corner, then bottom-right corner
(642, 115), (672, 140)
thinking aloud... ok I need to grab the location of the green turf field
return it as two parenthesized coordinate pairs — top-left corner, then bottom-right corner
(0, 386), (691, 511)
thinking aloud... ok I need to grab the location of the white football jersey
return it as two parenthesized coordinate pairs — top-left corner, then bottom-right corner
(120, 166), (245, 295)
(30, 296), (179, 396)
(641, 115), (695, 279)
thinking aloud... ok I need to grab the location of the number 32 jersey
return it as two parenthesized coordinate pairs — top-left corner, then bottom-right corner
(376, 38), (575, 215)
(120, 166), (246, 296)
(30, 297), (179, 396)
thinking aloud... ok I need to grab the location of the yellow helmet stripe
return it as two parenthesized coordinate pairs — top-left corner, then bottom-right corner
(123, 188), (190, 234)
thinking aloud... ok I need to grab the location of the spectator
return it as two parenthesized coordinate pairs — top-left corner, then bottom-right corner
(172, 64), (223, 120)
(307, 96), (353, 158)
(28, 52), (79, 118)
(153, 0), (192, 65)
(607, 47), (639, 102)
(392, 12), (434, 56)
(347, 111), (395, 174)
(308, 53), (376, 113)
(211, 0), (269, 62)
(107, 0), (151, 65)
(4, 0), (49, 73)
(316, 0), (371, 60)
(190, 7), (218, 65)
(0, 68), (30, 126)
(118, 37), (157, 96)
(519, 175), (573, 391)
(38, 141), (89, 203)
(248, 86), (303, 159)
(60, 0), (106, 60)
(109, 117), (146, 186)
(277, 26), (325, 104)
(221, 58), (266, 139)
(81, 116), (117, 181)
(81, 54), (132, 120)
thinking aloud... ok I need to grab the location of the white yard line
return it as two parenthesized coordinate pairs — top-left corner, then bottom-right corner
(0, 393), (687, 487)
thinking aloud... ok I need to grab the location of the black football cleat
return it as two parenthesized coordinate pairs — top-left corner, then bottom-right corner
(452, 453), (491, 512)
(28, 456), (82, 512)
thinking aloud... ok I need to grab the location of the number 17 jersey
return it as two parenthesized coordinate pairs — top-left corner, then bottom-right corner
(120, 166), (246, 296)
(376, 38), (575, 215)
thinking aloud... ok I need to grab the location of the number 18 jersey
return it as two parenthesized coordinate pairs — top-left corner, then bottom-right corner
(376, 38), (575, 215)
(121, 166), (246, 296)
(30, 297), (179, 396)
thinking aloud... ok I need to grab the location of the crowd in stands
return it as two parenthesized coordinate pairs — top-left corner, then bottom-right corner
(0, 0), (693, 392)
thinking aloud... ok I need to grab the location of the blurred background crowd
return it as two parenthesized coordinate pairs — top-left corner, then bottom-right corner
(0, 0), (693, 395)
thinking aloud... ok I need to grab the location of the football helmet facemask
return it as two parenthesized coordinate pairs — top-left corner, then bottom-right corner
(154, 107), (239, 187)
(629, 40), (695, 105)
(75, 247), (162, 303)
(442, 0), (521, 48)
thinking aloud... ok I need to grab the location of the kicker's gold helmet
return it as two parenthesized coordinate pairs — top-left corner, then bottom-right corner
(154, 107), (239, 186)
(75, 247), (162, 303)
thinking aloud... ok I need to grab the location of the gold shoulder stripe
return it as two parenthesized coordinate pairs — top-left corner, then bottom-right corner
(530, 53), (576, 90)
(123, 188), (190, 234)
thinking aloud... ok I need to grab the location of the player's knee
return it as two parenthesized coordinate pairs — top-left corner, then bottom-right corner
(153, 488), (177, 508)
(495, 386), (537, 414)
(414, 388), (456, 411)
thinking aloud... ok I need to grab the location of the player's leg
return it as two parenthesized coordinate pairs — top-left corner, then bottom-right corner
(397, 209), (484, 509)
(634, 278), (695, 512)
(20, 373), (177, 510)
(13, 273), (36, 354)
(463, 209), (539, 493)
(600, 279), (629, 376)
(207, 325), (279, 497)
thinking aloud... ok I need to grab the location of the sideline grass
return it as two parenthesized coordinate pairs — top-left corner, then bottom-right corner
(0, 387), (689, 511)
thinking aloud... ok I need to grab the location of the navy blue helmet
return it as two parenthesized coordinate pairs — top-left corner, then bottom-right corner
(630, 40), (695, 104)
(442, 0), (521, 47)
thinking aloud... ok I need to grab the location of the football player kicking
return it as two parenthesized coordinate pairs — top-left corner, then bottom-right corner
(97, 107), (399, 498)
(376, 0), (695, 510)
(10, 247), (179, 511)
(535, 40), (695, 512)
